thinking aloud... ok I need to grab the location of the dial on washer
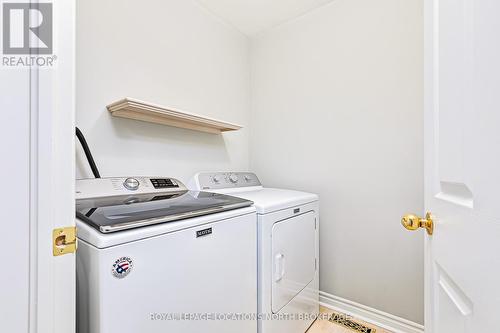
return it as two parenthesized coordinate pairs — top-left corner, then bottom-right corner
(123, 178), (140, 191)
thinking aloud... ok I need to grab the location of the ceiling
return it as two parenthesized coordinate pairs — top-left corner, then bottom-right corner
(196, 0), (336, 36)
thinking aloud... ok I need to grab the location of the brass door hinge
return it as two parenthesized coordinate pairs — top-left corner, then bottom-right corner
(53, 226), (77, 256)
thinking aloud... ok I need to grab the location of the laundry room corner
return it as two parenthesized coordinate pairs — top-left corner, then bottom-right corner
(75, 0), (252, 182)
(249, 0), (425, 326)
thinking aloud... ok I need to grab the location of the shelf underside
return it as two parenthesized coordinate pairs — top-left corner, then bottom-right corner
(107, 98), (242, 134)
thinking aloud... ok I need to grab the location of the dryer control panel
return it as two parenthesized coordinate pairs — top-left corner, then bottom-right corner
(193, 172), (261, 190)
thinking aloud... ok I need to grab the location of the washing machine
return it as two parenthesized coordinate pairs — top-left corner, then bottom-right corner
(190, 172), (320, 333)
(75, 176), (258, 333)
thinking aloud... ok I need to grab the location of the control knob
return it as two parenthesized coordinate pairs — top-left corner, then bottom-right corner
(212, 175), (222, 183)
(229, 174), (239, 184)
(123, 177), (140, 191)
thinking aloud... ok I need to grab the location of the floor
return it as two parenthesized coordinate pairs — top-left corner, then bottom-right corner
(307, 307), (392, 333)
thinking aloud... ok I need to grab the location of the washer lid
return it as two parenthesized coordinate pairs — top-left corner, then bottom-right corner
(223, 188), (318, 214)
(76, 191), (253, 233)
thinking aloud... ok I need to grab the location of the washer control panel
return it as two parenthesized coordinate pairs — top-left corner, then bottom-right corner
(76, 176), (185, 199)
(195, 172), (261, 190)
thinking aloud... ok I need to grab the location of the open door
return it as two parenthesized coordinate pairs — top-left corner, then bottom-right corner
(402, 0), (500, 331)
(0, 1), (76, 332)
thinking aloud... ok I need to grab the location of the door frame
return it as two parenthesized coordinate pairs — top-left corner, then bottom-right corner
(423, 0), (435, 330)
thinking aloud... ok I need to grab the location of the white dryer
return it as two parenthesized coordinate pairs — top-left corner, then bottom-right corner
(190, 172), (320, 333)
(76, 176), (258, 333)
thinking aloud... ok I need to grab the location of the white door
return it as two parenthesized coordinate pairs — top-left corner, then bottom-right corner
(415, 0), (500, 331)
(0, 1), (76, 332)
(272, 211), (316, 313)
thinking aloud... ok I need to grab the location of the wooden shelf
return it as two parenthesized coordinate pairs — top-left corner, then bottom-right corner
(106, 98), (242, 134)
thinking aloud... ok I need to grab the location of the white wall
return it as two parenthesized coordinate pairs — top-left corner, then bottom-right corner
(76, 0), (250, 183)
(250, 0), (424, 324)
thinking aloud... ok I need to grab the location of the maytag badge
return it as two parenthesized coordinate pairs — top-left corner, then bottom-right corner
(196, 227), (212, 238)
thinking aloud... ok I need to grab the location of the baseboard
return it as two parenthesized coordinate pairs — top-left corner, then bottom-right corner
(319, 291), (424, 333)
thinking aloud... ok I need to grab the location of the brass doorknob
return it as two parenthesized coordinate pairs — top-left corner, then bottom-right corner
(401, 212), (434, 235)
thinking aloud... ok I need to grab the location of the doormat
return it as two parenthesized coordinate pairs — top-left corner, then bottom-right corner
(328, 312), (376, 333)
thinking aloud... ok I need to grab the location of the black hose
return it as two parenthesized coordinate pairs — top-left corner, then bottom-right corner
(76, 127), (101, 178)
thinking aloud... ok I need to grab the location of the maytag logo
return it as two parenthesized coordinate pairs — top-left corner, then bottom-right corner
(196, 227), (212, 238)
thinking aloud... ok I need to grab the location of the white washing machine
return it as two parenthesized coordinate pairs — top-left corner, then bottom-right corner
(190, 172), (320, 333)
(75, 176), (258, 333)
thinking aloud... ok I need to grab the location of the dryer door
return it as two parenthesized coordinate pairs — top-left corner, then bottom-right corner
(271, 211), (316, 313)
